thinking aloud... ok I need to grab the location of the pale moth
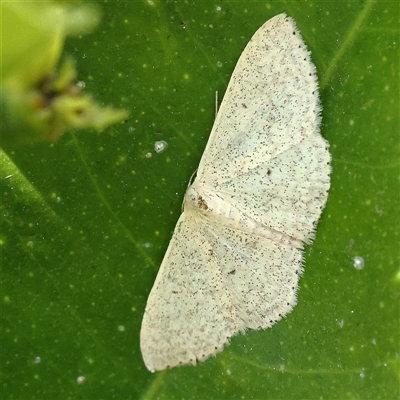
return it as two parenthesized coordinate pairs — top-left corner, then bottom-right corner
(140, 13), (331, 372)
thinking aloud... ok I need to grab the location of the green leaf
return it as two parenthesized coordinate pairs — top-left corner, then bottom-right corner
(1, 1), (399, 399)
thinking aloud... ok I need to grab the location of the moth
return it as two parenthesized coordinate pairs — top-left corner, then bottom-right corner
(140, 13), (331, 372)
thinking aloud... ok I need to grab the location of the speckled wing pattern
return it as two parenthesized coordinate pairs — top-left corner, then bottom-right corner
(140, 13), (331, 372)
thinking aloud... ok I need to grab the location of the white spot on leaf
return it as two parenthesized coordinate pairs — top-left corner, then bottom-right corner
(154, 140), (168, 153)
(353, 256), (364, 270)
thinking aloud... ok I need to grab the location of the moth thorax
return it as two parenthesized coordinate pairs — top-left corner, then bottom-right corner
(184, 185), (212, 213)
